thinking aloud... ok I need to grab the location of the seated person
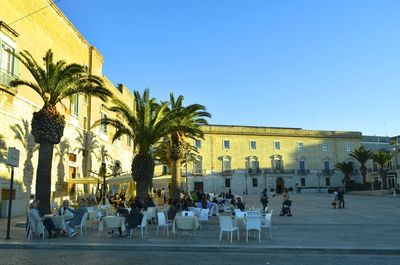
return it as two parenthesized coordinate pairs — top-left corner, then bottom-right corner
(59, 200), (74, 221)
(126, 203), (144, 230)
(236, 197), (245, 211)
(144, 195), (156, 209)
(65, 199), (88, 237)
(167, 199), (180, 220)
(28, 200), (56, 238)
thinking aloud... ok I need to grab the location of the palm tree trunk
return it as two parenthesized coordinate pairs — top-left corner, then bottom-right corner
(344, 174), (350, 191)
(35, 142), (54, 214)
(360, 166), (367, 185)
(171, 159), (182, 200)
(136, 175), (151, 200)
(381, 170), (388, 190)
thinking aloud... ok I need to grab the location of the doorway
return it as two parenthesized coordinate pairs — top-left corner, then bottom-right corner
(276, 177), (284, 194)
(194, 182), (204, 193)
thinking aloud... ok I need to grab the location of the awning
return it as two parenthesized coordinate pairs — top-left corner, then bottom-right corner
(107, 173), (134, 185)
(66, 177), (99, 184)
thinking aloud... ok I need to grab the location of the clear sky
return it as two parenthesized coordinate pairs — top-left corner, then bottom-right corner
(55, 0), (400, 136)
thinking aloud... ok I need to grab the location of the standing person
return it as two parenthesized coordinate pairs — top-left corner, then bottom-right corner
(260, 188), (269, 212)
(338, 189), (345, 209)
(332, 188), (339, 209)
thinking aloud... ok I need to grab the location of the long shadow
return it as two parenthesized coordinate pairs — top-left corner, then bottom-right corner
(74, 130), (99, 179)
(10, 120), (38, 197)
(55, 138), (70, 198)
(0, 134), (6, 164)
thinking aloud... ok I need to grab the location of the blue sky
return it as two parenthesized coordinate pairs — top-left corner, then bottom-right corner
(56, 0), (400, 136)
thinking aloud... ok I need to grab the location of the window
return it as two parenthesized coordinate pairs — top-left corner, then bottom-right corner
(69, 153), (77, 162)
(387, 161), (393, 170)
(1, 42), (15, 74)
(301, 177), (306, 186)
(193, 156), (203, 174)
(322, 143), (328, 152)
(298, 142), (304, 151)
(250, 159), (259, 171)
(250, 140), (256, 150)
(373, 162), (378, 172)
(195, 139), (201, 149)
(127, 136), (132, 146)
(346, 144), (352, 153)
(223, 140), (230, 150)
(162, 165), (168, 175)
(326, 177), (330, 186)
(324, 161), (330, 172)
(299, 160), (305, 172)
(70, 94), (79, 116)
(101, 113), (108, 133)
(252, 178), (258, 187)
(83, 116), (87, 131)
(275, 160), (282, 171)
(222, 157), (232, 173)
(274, 141), (281, 150)
(225, 178), (231, 188)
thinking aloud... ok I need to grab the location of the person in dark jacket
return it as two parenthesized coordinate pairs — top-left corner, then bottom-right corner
(126, 203), (144, 230)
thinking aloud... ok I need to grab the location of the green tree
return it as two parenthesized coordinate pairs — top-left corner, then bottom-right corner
(335, 161), (355, 191)
(349, 146), (373, 185)
(10, 50), (112, 213)
(93, 89), (173, 199)
(166, 93), (211, 200)
(372, 150), (392, 190)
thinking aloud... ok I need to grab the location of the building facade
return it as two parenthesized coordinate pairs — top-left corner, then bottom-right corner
(0, 0), (134, 215)
(179, 125), (363, 195)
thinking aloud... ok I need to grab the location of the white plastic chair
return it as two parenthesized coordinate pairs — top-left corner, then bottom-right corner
(218, 216), (239, 243)
(133, 212), (148, 239)
(146, 207), (156, 224)
(246, 216), (261, 242)
(75, 212), (89, 237)
(261, 212), (273, 239)
(234, 209), (246, 218)
(27, 215), (45, 240)
(156, 212), (170, 237)
(182, 211), (194, 217)
(198, 208), (209, 228)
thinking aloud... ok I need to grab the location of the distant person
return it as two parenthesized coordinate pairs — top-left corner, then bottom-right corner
(260, 188), (269, 211)
(338, 189), (345, 209)
(236, 197), (245, 211)
(332, 188), (339, 209)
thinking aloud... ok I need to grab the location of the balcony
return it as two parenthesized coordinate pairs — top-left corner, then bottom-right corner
(221, 169), (235, 176)
(322, 169), (335, 175)
(0, 69), (18, 95)
(264, 168), (295, 174)
(297, 169), (310, 175)
(248, 168), (262, 175)
(192, 169), (204, 176)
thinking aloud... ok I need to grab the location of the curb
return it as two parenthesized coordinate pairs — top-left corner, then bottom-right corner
(0, 242), (399, 255)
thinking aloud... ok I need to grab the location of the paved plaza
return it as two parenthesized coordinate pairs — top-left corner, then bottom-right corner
(0, 192), (399, 264)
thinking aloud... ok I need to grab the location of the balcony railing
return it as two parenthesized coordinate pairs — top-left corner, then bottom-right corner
(264, 168), (295, 174)
(222, 169), (235, 176)
(248, 168), (262, 175)
(192, 170), (204, 176)
(322, 169), (335, 175)
(297, 169), (310, 175)
(0, 69), (18, 94)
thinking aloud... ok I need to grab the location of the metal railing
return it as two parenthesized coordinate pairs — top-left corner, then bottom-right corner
(221, 169), (235, 176)
(297, 169), (310, 175)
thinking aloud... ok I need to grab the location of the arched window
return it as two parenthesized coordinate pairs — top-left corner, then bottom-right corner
(193, 156), (203, 175)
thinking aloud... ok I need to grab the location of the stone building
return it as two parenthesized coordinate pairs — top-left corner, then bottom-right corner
(0, 0), (134, 215)
(181, 125), (362, 195)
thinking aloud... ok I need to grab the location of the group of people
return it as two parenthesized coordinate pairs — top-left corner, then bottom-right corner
(28, 198), (88, 238)
(332, 188), (345, 209)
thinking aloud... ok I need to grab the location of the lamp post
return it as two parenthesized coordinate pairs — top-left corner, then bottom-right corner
(245, 173), (248, 195)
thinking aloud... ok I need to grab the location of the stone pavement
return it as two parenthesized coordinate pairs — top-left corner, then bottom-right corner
(0, 192), (399, 254)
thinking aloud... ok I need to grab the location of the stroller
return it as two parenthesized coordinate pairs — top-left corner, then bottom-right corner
(279, 200), (293, 216)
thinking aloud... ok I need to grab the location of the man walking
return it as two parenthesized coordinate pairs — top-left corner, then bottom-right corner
(338, 189), (345, 209)
(260, 188), (269, 212)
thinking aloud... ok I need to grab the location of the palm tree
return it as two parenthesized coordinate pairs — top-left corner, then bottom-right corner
(166, 94), (211, 200)
(335, 161), (355, 191)
(0, 134), (6, 164)
(10, 49), (112, 213)
(93, 89), (173, 199)
(372, 150), (392, 190)
(75, 130), (99, 178)
(349, 146), (373, 185)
